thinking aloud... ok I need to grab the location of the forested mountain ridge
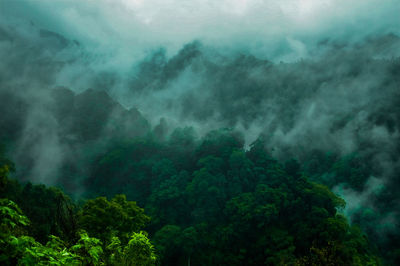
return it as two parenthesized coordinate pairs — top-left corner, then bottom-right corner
(0, 136), (382, 265)
(1, 4), (400, 264)
(1, 78), (399, 264)
(1, 78), (399, 265)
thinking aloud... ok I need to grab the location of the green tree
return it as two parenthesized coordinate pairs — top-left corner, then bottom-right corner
(71, 231), (103, 265)
(0, 145), (14, 189)
(0, 199), (80, 266)
(78, 194), (150, 245)
(153, 225), (182, 262)
(0, 199), (30, 265)
(122, 232), (157, 266)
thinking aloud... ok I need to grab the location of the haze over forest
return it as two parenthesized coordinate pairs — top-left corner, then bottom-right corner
(0, 0), (400, 265)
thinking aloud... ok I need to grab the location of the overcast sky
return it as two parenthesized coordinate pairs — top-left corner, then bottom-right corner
(2, 0), (399, 64)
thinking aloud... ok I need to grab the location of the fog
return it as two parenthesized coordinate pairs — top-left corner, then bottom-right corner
(0, 0), (399, 260)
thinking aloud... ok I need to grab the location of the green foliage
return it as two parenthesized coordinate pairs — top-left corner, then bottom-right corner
(78, 194), (150, 245)
(106, 236), (123, 265)
(195, 129), (244, 159)
(121, 232), (157, 266)
(295, 239), (380, 266)
(20, 184), (77, 243)
(81, 131), (383, 265)
(153, 225), (182, 260)
(0, 164), (10, 188)
(0, 199), (158, 266)
(146, 170), (190, 226)
(86, 138), (165, 203)
(0, 176), (78, 244)
(187, 161), (227, 222)
(19, 235), (80, 266)
(71, 231), (103, 265)
(0, 199), (29, 230)
(0, 131), (386, 265)
(303, 152), (371, 192)
(105, 232), (158, 266)
(0, 145), (14, 189)
(0, 200), (80, 266)
(0, 199), (31, 264)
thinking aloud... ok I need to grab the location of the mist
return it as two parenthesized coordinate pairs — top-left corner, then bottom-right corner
(0, 0), (400, 263)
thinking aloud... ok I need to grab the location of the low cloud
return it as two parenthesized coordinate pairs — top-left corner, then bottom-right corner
(0, 0), (399, 258)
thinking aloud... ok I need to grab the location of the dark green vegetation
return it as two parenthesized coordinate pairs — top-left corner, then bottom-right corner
(1, 159), (156, 265)
(0, 19), (400, 265)
(0, 131), (385, 265)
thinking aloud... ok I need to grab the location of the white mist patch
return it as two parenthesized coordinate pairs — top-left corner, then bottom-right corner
(15, 104), (65, 185)
(333, 176), (385, 217)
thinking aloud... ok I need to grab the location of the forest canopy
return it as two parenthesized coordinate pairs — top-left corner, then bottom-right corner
(0, 131), (386, 265)
(1, 0), (400, 265)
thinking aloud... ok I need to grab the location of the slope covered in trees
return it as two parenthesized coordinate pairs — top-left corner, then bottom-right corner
(0, 18), (399, 265)
(1, 162), (156, 265)
(0, 131), (385, 265)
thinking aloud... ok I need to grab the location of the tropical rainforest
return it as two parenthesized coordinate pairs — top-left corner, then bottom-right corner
(1, 0), (400, 265)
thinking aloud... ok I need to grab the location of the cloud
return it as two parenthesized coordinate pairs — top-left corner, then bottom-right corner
(3, 0), (399, 64)
(333, 176), (386, 217)
(0, 0), (400, 255)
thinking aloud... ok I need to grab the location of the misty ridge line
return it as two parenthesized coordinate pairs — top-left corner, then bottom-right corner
(1, 1), (400, 263)
(0, 19), (400, 185)
(0, 14), (400, 262)
(0, 18), (399, 157)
